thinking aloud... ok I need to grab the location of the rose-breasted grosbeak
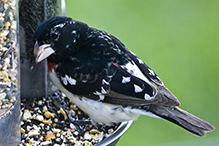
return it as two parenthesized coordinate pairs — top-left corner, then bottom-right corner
(33, 16), (214, 136)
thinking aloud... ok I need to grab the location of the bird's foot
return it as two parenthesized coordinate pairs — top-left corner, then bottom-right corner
(66, 110), (93, 132)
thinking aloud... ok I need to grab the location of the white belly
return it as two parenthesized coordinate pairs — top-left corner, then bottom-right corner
(49, 70), (140, 124)
(49, 70), (161, 124)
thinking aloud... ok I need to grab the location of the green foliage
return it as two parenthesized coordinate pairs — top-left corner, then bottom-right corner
(65, 0), (219, 145)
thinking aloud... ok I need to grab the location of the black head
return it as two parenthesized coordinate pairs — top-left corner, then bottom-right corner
(34, 16), (89, 63)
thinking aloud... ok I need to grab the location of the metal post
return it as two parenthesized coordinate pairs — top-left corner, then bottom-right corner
(19, 0), (58, 99)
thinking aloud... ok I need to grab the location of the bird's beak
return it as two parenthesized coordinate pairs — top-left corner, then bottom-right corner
(34, 41), (55, 63)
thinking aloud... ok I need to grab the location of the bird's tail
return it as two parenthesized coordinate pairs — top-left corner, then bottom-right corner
(147, 105), (215, 136)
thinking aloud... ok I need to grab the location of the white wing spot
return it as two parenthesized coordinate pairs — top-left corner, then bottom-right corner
(122, 76), (131, 83)
(99, 95), (105, 100)
(134, 84), (143, 93)
(157, 76), (161, 81)
(54, 23), (65, 28)
(101, 87), (107, 94)
(121, 63), (135, 74)
(137, 58), (144, 64)
(66, 44), (70, 48)
(144, 94), (154, 100)
(61, 76), (67, 85)
(72, 30), (77, 34)
(65, 75), (77, 85)
(93, 91), (105, 100)
(130, 51), (136, 56)
(104, 35), (112, 40)
(102, 79), (109, 85)
(148, 68), (155, 76)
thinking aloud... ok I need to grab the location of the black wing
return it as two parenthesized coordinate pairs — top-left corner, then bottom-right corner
(56, 59), (180, 107)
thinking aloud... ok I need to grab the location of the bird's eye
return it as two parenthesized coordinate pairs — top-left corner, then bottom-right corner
(50, 29), (60, 41)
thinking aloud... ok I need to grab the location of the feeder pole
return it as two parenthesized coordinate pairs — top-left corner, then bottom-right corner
(19, 0), (59, 99)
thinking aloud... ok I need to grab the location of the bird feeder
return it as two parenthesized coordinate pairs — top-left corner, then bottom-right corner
(0, 0), (19, 145)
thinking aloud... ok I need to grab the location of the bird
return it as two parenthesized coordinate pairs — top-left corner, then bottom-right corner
(33, 16), (214, 136)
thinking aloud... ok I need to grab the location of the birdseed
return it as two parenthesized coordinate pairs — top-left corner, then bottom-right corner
(0, 0), (18, 111)
(20, 91), (120, 146)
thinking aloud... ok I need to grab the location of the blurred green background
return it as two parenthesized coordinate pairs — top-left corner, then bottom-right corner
(65, 0), (219, 145)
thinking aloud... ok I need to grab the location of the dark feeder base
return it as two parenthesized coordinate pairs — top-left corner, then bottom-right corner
(98, 121), (132, 146)
(0, 97), (20, 146)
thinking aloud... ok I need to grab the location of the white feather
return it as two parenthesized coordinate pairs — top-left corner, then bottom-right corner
(93, 91), (105, 100)
(144, 93), (154, 100)
(137, 58), (144, 64)
(61, 76), (67, 85)
(101, 87), (107, 94)
(148, 68), (155, 76)
(134, 84), (143, 93)
(122, 76), (131, 83)
(54, 23), (65, 28)
(65, 74), (77, 85)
